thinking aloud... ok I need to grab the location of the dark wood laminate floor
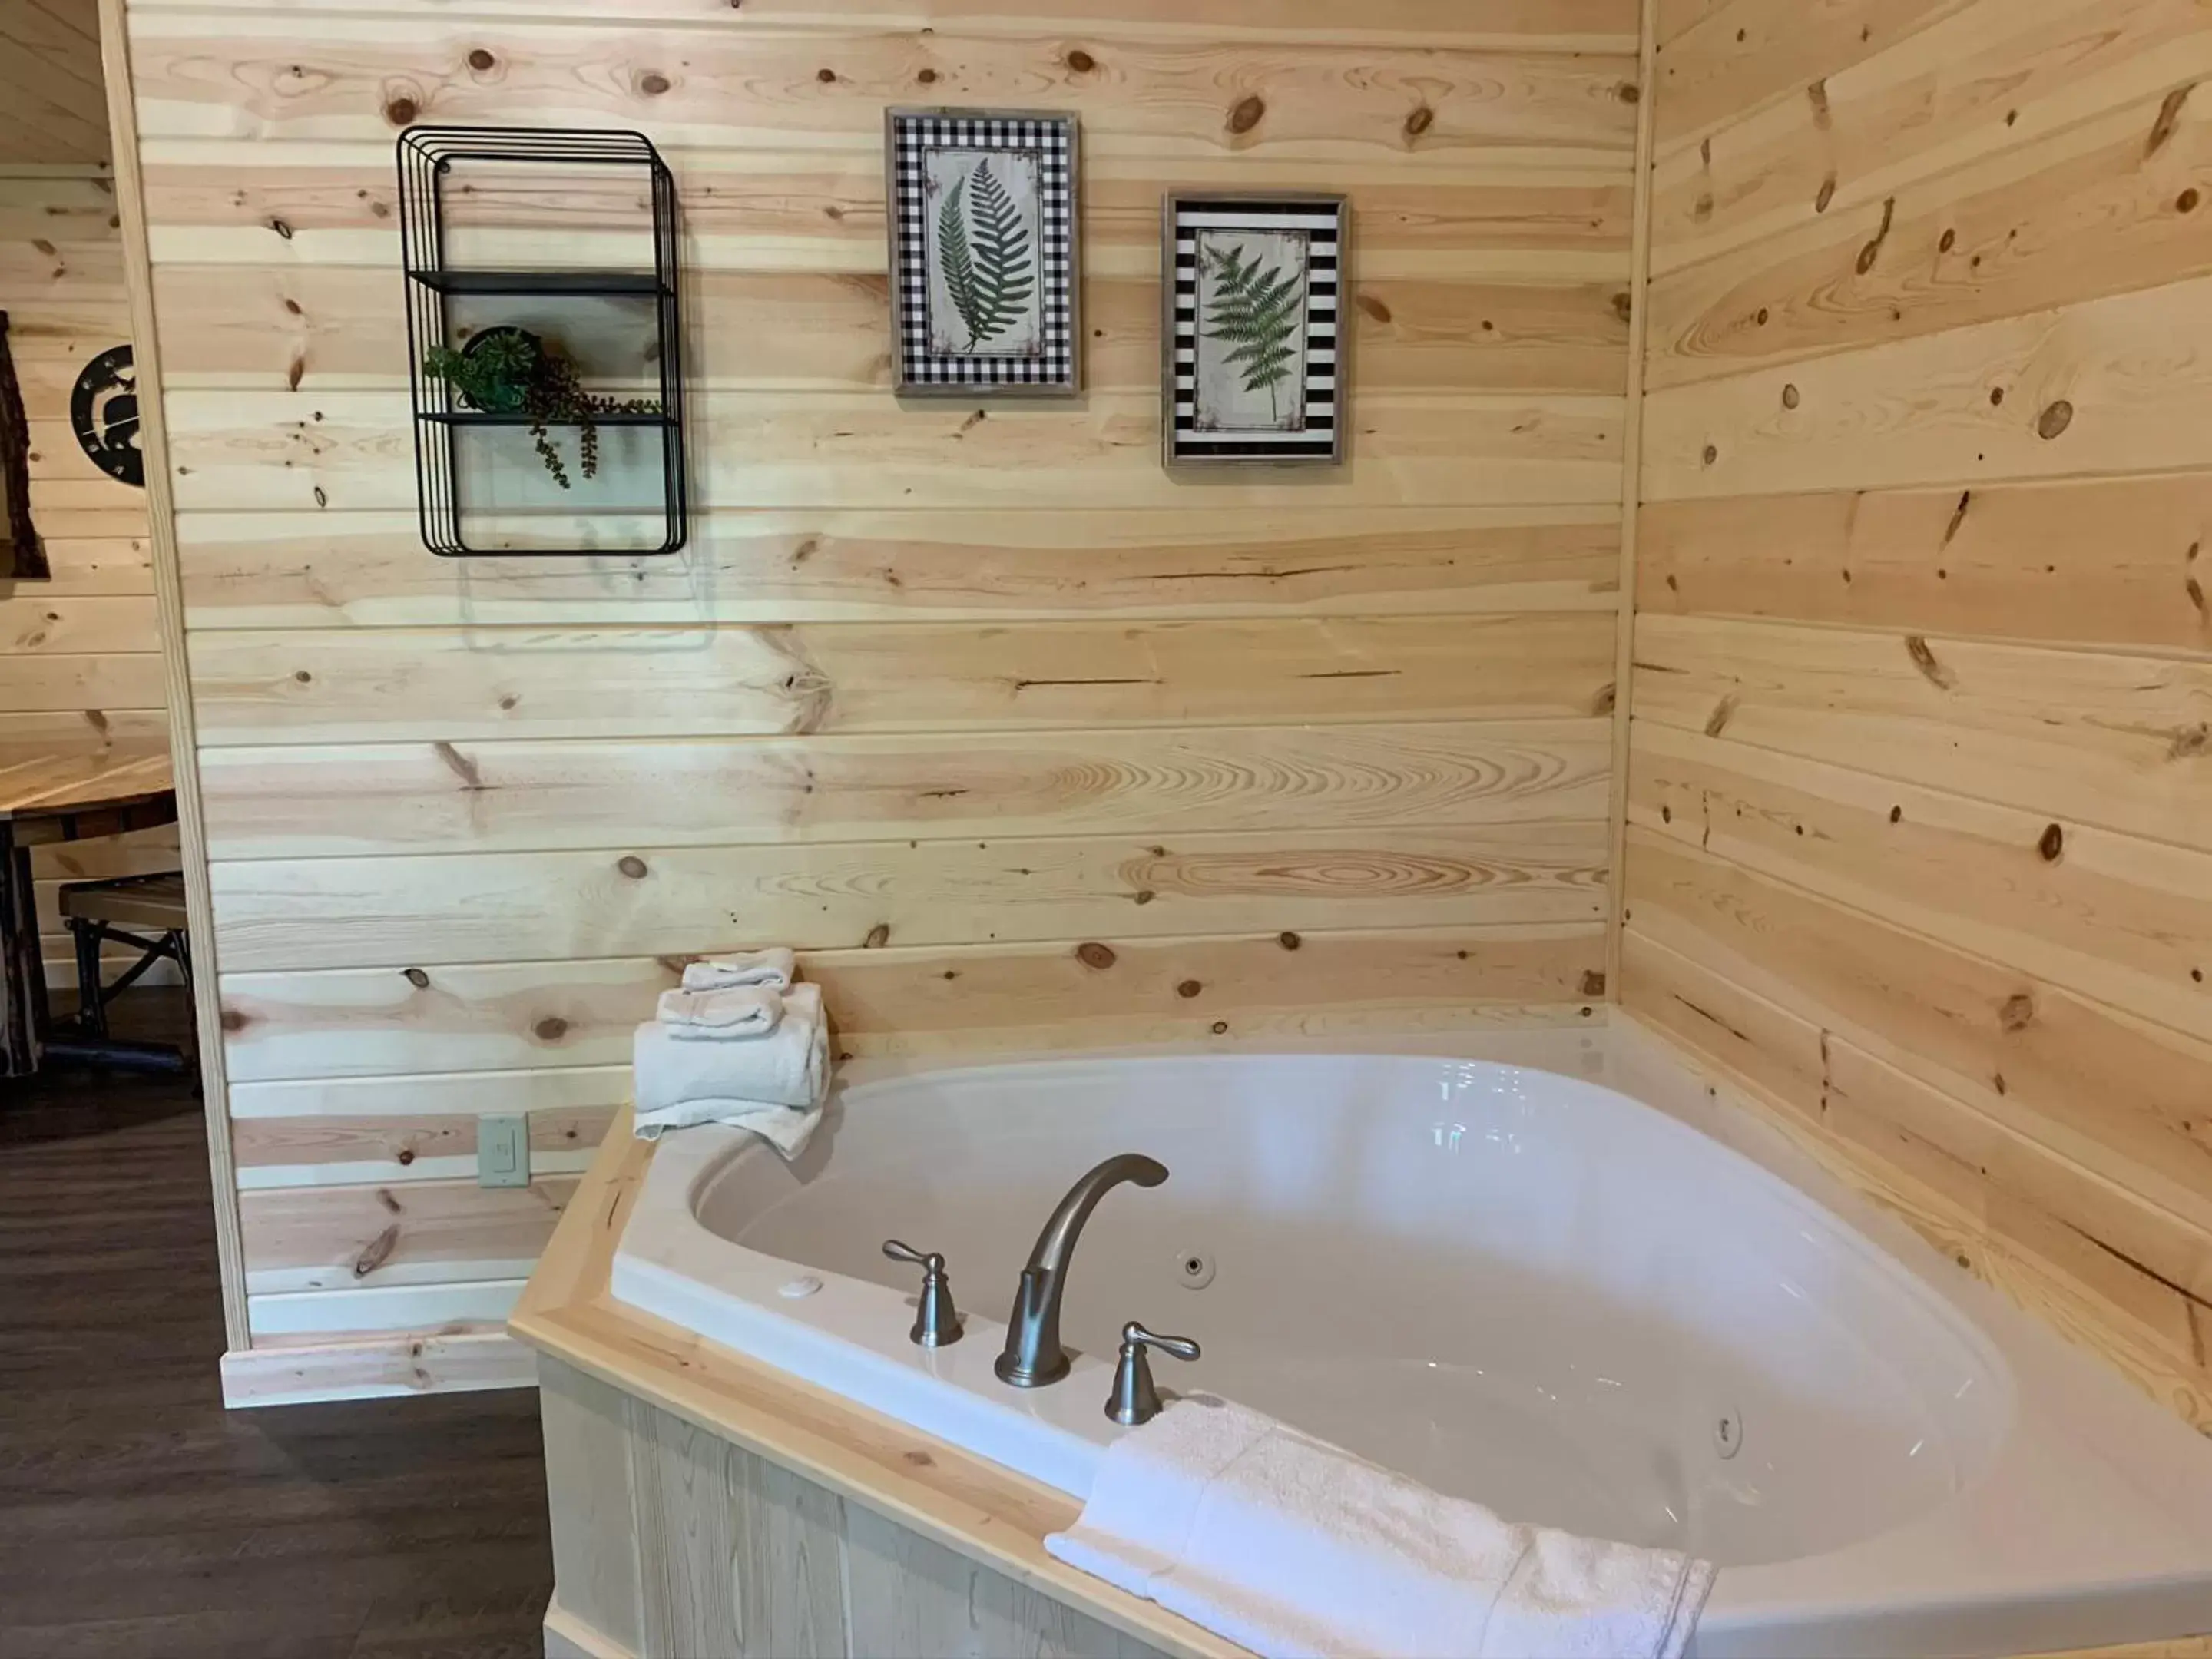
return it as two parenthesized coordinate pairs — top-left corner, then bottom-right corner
(0, 990), (553, 1658)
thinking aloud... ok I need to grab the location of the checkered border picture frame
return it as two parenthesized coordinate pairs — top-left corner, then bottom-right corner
(886, 108), (1080, 397)
(1163, 194), (1348, 467)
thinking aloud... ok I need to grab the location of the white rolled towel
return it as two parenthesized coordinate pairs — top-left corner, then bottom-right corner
(655, 985), (782, 1038)
(634, 982), (828, 1114)
(680, 947), (796, 992)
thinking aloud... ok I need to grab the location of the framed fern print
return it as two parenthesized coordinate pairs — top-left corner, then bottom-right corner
(886, 109), (1079, 396)
(1164, 194), (1348, 466)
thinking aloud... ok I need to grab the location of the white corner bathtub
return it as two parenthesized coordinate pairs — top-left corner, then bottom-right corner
(611, 1026), (2212, 1657)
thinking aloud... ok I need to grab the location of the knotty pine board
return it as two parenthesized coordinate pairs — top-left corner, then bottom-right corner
(138, 148), (1637, 282)
(216, 925), (1609, 1084)
(1646, 78), (2212, 391)
(173, 506), (1624, 631)
(161, 389), (1629, 514)
(1637, 475), (2212, 653)
(196, 720), (1614, 859)
(121, 15), (1641, 156)
(185, 613), (1620, 746)
(122, 0), (1643, 52)
(151, 265), (1634, 396)
(207, 824), (1611, 972)
(118, 0), (1639, 1360)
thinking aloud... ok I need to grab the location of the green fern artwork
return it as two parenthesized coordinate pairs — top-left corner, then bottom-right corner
(1197, 233), (1309, 429)
(927, 154), (1040, 355)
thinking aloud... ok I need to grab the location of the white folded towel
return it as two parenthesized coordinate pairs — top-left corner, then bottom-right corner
(631, 1094), (823, 1157)
(1046, 1397), (1714, 1659)
(633, 982), (831, 1157)
(680, 947), (796, 992)
(655, 985), (783, 1038)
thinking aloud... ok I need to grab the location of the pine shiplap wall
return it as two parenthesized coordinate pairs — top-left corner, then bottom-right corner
(1624, 0), (2212, 1428)
(114, 0), (1641, 1383)
(1, 0), (111, 167)
(2, 154), (176, 983)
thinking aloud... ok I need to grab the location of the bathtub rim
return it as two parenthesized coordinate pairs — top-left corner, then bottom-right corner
(514, 1021), (2212, 1659)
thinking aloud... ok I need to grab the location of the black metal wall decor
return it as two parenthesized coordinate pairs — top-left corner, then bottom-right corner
(396, 126), (687, 557)
(70, 344), (144, 488)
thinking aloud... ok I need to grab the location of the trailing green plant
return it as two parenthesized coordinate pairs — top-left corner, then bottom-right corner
(422, 329), (660, 489)
(936, 160), (1035, 349)
(1201, 240), (1305, 422)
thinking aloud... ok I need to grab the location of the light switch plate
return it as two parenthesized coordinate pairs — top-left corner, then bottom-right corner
(479, 1114), (529, 1187)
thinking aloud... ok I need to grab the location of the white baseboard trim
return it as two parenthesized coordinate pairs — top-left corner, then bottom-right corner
(220, 1328), (536, 1408)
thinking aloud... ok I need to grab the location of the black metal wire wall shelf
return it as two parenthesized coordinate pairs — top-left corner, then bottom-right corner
(396, 126), (687, 557)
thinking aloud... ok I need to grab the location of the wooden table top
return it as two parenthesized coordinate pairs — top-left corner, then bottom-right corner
(0, 747), (174, 824)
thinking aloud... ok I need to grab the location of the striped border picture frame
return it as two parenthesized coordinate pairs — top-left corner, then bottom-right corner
(1164, 193), (1348, 468)
(886, 108), (1080, 398)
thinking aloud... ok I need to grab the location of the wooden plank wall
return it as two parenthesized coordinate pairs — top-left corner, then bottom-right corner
(1, 151), (177, 986)
(114, 0), (1641, 1371)
(1624, 0), (2212, 1429)
(0, 1), (111, 168)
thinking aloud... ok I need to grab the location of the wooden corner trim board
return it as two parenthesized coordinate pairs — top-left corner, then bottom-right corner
(98, 0), (247, 1349)
(509, 1109), (1249, 1659)
(1604, 0), (1662, 993)
(544, 1598), (636, 1659)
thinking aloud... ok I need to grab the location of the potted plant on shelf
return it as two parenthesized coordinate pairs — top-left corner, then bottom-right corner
(421, 327), (661, 489)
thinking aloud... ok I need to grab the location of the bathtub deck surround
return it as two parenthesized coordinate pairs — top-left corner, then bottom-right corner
(515, 1028), (2212, 1659)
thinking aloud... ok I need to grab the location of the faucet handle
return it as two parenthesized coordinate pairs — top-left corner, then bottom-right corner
(881, 1240), (962, 1348)
(1107, 1320), (1201, 1426)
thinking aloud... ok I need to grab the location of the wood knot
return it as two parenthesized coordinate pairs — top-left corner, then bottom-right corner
(902, 1449), (933, 1467)
(1904, 634), (1955, 689)
(2038, 823), (2065, 862)
(396, 1147), (416, 1165)
(1132, 889), (1156, 906)
(293, 669), (313, 684)
(1403, 104), (1434, 139)
(1613, 291), (1633, 323)
(403, 967), (430, 988)
(535, 1016), (570, 1041)
(2181, 187), (2203, 214)
(1617, 81), (1640, 104)
(916, 67), (937, 83)
(467, 48), (495, 71)
(617, 855), (649, 879)
(1210, 1021), (1229, 1035)
(1354, 293), (1392, 324)
(816, 67), (836, 83)
(639, 71), (671, 95)
(1075, 942), (1116, 969)
(1580, 970), (1608, 998)
(1701, 444), (1718, 465)
(354, 1224), (400, 1278)
(1177, 979), (1203, 999)
(1065, 48), (1095, 73)
(1998, 992), (2035, 1033)
(385, 97), (419, 126)
(1278, 931), (1301, 951)
(1227, 94), (1265, 134)
(863, 922), (891, 949)
(219, 1008), (250, 1033)
(1813, 175), (1836, 214)
(2036, 399), (2074, 439)
(1781, 384), (1800, 409)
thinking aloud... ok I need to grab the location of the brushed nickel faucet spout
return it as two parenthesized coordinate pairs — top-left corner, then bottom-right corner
(994, 1153), (1168, 1388)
